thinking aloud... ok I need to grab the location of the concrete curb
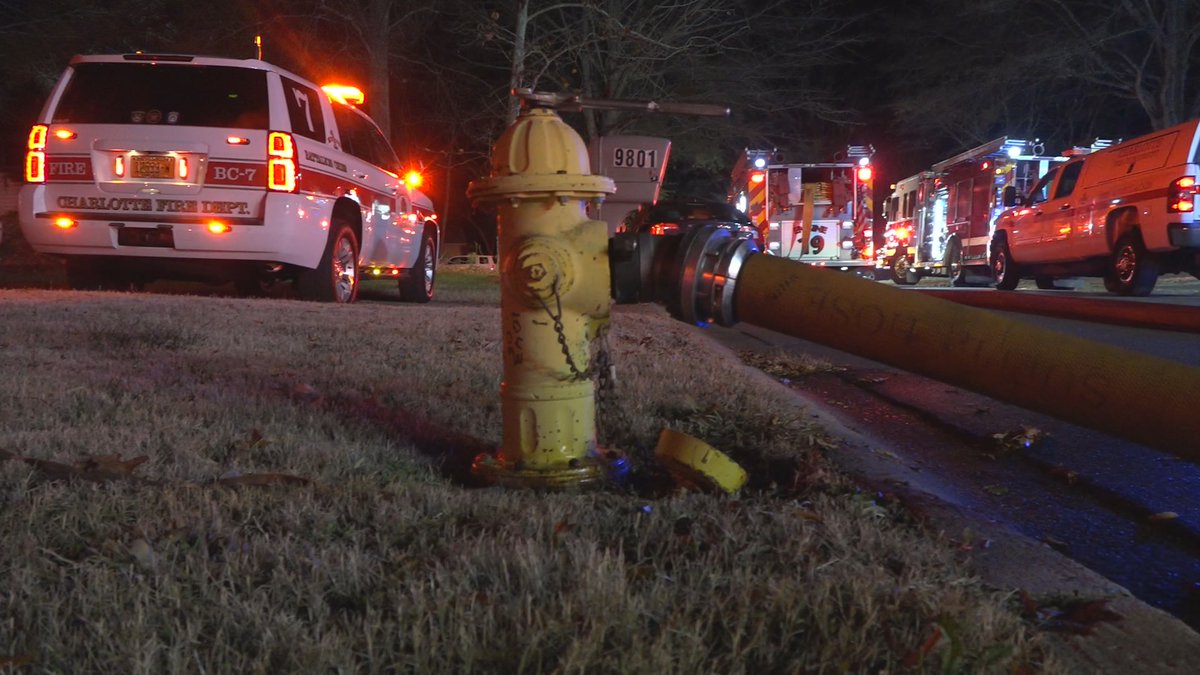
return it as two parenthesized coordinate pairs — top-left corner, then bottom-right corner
(697, 320), (1200, 674)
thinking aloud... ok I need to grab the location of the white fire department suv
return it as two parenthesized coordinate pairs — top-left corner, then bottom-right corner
(20, 53), (439, 303)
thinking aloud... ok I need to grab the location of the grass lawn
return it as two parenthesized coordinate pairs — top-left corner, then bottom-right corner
(0, 220), (1057, 672)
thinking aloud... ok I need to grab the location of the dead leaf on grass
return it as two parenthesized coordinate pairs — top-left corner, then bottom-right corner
(222, 428), (272, 466)
(128, 538), (157, 569)
(983, 484), (1009, 496)
(75, 454), (149, 479)
(20, 453), (149, 482)
(902, 625), (942, 668)
(217, 473), (311, 488)
(0, 654), (34, 668)
(291, 383), (322, 403)
(1039, 598), (1123, 635)
(553, 520), (573, 538)
(1147, 511), (1179, 522)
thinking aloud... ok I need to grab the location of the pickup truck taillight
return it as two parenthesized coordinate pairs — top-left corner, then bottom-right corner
(1169, 176), (1196, 213)
(25, 125), (47, 183)
(267, 131), (296, 192)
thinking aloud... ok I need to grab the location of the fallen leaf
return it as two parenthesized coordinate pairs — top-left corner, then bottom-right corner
(1039, 598), (1122, 634)
(128, 538), (157, 569)
(216, 473), (311, 488)
(902, 625), (942, 668)
(76, 454), (148, 479)
(983, 484), (1009, 496)
(21, 457), (81, 480)
(992, 426), (1046, 451)
(0, 655), (34, 668)
(1148, 511), (1179, 522)
(1041, 535), (1070, 552)
(292, 383), (322, 403)
(1049, 465), (1079, 485)
(1018, 590), (1039, 619)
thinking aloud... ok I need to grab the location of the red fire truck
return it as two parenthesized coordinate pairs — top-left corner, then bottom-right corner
(730, 146), (876, 273)
(878, 137), (1076, 285)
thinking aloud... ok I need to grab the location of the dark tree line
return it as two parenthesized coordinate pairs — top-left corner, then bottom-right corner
(1, 0), (1198, 241)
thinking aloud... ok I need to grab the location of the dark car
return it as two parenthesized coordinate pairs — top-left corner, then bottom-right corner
(621, 200), (761, 246)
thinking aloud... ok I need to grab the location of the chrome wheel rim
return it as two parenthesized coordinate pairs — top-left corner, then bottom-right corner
(422, 241), (435, 295)
(1115, 245), (1136, 284)
(332, 234), (357, 302)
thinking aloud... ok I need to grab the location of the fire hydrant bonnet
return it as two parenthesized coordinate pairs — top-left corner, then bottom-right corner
(468, 108), (615, 202)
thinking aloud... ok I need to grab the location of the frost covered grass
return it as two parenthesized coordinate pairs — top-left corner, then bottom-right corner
(0, 280), (1057, 673)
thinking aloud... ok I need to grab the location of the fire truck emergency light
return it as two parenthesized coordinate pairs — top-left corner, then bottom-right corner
(749, 170), (765, 184)
(856, 166), (873, 182)
(404, 171), (423, 188)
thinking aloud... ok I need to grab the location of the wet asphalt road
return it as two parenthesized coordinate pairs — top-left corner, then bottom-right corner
(698, 280), (1200, 628)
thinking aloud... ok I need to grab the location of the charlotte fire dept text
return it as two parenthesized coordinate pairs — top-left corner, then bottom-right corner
(55, 195), (252, 215)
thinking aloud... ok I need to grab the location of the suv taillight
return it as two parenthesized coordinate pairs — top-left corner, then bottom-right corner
(25, 125), (47, 183)
(267, 131), (296, 192)
(1169, 176), (1196, 213)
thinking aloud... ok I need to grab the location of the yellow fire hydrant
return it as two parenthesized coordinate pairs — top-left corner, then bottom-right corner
(466, 105), (616, 488)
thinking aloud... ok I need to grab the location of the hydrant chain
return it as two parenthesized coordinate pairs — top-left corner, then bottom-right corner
(538, 277), (590, 382)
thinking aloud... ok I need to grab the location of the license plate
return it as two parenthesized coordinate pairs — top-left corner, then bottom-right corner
(131, 155), (175, 179)
(117, 227), (174, 248)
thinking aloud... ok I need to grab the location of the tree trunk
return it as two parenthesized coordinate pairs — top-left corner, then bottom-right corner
(367, 0), (393, 142)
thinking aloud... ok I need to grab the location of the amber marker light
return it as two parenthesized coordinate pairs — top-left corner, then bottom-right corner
(207, 221), (231, 234)
(54, 129), (77, 140)
(321, 84), (365, 106)
(54, 216), (76, 229)
(226, 136), (250, 145)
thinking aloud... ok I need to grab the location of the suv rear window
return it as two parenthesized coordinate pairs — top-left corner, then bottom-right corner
(51, 62), (269, 129)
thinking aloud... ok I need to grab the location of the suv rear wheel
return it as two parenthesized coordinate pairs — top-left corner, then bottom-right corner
(298, 221), (359, 303)
(399, 231), (436, 303)
(1106, 232), (1159, 296)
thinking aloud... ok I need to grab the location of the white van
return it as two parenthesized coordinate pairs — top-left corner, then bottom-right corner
(992, 120), (1200, 295)
(20, 53), (439, 302)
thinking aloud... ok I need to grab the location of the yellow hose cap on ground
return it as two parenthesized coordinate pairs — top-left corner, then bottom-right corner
(654, 428), (747, 494)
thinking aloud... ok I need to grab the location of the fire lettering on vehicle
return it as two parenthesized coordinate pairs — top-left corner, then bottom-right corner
(156, 200), (199, 213)
(57, 196), (153, 211)
(48, 160), (89, 177)
(55, 195), (251, 215)
(201, 201), (251, 215)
